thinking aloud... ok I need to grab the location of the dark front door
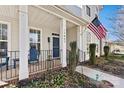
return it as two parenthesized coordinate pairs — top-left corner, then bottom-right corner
(53, 37), (59, 58)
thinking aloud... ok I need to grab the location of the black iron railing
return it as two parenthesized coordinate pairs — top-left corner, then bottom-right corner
(0, 50), (62, 81)
(0, 51), (19, 81)
(29, 50), (61, 74)
(0, 49), (86, 81)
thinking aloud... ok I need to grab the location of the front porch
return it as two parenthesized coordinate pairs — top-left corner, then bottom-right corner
(0, 5), (85, 82)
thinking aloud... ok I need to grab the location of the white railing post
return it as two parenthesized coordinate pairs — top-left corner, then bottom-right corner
(60, 19), (67, 67)
(19, 5), (29, 80)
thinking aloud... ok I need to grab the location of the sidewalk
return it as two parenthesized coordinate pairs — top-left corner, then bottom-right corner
(76, 66), (124, 88)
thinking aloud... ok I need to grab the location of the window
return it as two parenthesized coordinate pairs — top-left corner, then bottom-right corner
(86, 6), (91, 17)
(0, 23), (8, 57)
(96, 7), (98, 13)
(30, 29), (40, 52)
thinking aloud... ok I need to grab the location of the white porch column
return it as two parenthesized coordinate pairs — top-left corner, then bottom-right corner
(82, 26), (87, 61)
(77, 25), (83, 62)
(60, 19), (67, 67)
(19, 5), (29, 80)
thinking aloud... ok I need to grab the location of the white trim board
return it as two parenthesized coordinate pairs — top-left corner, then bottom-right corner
(0, 21), (11, 52)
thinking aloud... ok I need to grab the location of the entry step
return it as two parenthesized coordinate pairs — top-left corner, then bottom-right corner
(0, 81), (8, 88)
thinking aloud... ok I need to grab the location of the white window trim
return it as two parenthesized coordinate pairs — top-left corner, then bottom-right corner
(86, 5), (91, 17)
(29, 26), (42, 51)
(0, 21), (11, 52)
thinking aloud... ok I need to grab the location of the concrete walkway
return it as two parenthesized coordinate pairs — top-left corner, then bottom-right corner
(76, 66), (124, 88)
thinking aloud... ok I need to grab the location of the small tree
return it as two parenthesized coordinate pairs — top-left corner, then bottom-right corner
(104, 46), (110, 59)
(68, 41), (78, 75)
(89, 43), (96, 65)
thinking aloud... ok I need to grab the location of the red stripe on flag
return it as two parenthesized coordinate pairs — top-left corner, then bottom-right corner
(98, 25), (106, 38)
(90, 23), (103, 39)
(88, 24), (101, 39)
(88, 26), (100, 40)
(100, 25), (106, 35)
(98, 26), (105, 38)
(91, 23), (104, 38)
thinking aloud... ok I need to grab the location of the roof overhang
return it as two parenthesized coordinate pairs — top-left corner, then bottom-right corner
(34, 5), (88, 26)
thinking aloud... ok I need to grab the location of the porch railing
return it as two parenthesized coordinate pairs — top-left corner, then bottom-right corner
(0, 50), (62, 81)
(29, 50), (62, 74)
(0, 49), (86, 81)
(0, 51), (19, 81)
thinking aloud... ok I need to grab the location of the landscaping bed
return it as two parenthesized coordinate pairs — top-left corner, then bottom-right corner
(6, 68), (98, 88)
(84, 57), (124, 79)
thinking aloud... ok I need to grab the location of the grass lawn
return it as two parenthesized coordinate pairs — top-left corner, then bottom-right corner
(109, 54), (124, 62)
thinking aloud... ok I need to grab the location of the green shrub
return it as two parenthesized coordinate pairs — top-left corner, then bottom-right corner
(104, 46), (110, 59)
(68, 41), (78, 75)
(52, 73), (65, 87)
(89, 43), (96, 65)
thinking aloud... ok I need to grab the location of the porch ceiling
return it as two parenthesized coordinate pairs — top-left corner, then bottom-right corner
(28, 6), (60, 31)
(28, 6), (77, 31)
(67, 21), (77, 30)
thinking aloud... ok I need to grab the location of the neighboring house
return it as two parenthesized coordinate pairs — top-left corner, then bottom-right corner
(108, 42), (124, 54)
(0, 5), (106, 81)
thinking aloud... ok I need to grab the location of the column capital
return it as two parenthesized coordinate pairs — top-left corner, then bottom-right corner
(19, 5), (28, 14)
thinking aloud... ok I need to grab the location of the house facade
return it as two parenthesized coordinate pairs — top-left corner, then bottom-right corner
(108, 41), (124, 54)
(0, 5), (106, 81)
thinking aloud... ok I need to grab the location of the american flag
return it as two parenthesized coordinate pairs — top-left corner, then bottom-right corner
(87, 17), (107, 40)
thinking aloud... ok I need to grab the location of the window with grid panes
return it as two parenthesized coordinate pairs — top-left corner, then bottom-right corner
(29, 29), (40, 52)
(0, 23), (8, 57)
(86, 6), (91, 17)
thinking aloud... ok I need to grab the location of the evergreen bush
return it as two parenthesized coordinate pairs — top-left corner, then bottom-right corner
(68, 41), (79, 75)
(104, 46), (110, 59)
(89, 43), (96, 65)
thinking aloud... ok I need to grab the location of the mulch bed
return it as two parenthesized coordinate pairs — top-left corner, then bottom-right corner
(83, 57), (124, 79)
(6, 68), (98, 88)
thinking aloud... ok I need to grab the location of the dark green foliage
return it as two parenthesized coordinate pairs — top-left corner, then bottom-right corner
(76, 49), (79, 65)
(13, 68), (98, 88)
(52, 73), (65, 87)
(104, 46), (110, 59)
(68, 41), (79, 75)
(89, 43), (96, 65)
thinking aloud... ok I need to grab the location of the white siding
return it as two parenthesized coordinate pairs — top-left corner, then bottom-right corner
(67, 27), (77, 50)
(28, 6), (60, 50)
(0, 6), (19, 51)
